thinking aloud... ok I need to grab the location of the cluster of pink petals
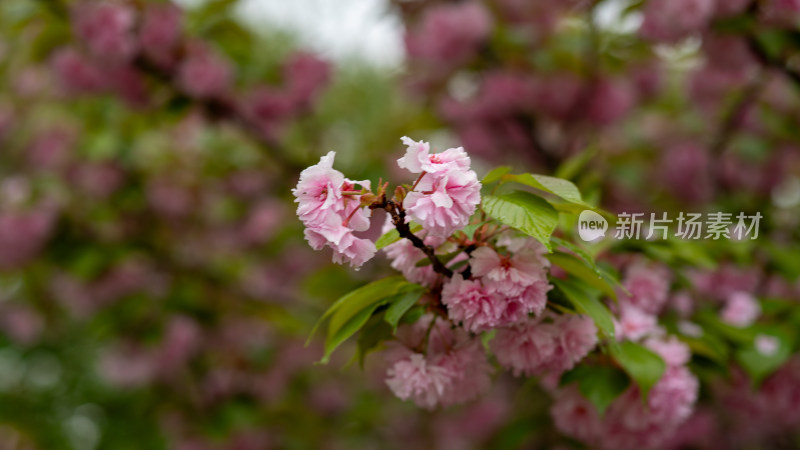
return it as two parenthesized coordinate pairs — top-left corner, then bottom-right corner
(619, 262), (671, 315)
(385, 316), (492, 409)
(293, 152), (375, 268)
(552, 364), (699, 450)
(72, 1), (138, 61)
(639, 0), (716, 43)
(398, 137), (481, 237)
(720, 291), (761, 327)
(405, 2), (492, 67)
(441, 275), (505, 332)
(491, 314), (598, 376)
(614, 306), (658, 341)
(470, 245), (549, 296)
(440, 239), (551, 332)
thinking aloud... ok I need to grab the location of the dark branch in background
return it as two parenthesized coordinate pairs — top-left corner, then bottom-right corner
(710, 70), (766, 157)
(370, 198), (454, 278)
(133, 57), (305, 173)
(747, 35), (800, 87)
(743, 0), (800, 88)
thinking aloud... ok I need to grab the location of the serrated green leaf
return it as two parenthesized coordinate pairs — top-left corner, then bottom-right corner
(375, 222), (423, 250)
(560, 365), (630, 416)
(552, 278), (615, 338)
(482, 166), (512, 184)
(609, 341), (666, 400)
(384, 287), (426, 331)
(483, 191), (558, 250)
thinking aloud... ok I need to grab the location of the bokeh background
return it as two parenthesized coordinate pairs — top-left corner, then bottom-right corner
(2, 0), (800, 448)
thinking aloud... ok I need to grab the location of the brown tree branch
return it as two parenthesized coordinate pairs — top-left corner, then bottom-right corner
(371, 198), (453, 278)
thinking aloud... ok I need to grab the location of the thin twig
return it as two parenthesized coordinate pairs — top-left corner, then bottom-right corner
(371, 198), (454, 278)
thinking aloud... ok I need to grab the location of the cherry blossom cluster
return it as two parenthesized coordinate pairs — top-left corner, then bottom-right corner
(551, 260), (700, 449)
(296, 138), (604, 409)
(52, 1), (330, 142)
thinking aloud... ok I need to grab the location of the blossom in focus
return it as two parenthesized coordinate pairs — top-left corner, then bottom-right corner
(293, 152), (375, 268)
(470, 246), (548, 296)
(397, 137), (471, 174)
(402, 160), (481, 237)
(441, 274), (505, 332)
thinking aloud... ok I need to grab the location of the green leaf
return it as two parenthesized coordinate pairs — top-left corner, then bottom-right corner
(355, 313), (395, 368)
(375, 222), (423, 250)
(735, 327), (794, 386)
(561, 365), (630, 416)
(482, 191), (558, 250)
(609, 341), (666, 400)
(482, 166), (512, 184)
(384, 287), (426, 331)
(548, 252), (619, 300)
(552, 278), (615, 338)
(324, 302), (383, 365)
(502, 173), (590, 207)
(307, 276), (416, 363)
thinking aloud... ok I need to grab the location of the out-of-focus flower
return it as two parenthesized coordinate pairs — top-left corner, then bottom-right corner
(720, 291), (761, 327)
(178, 42), (232, 99)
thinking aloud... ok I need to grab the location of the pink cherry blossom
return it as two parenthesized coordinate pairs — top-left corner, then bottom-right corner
(385, 353), (454, 410)
(441, 275), (505, 332)
(615, 306), (658, 341)
(397, 137), (471, 174)
(499, 280), (552, 324)
(549, 314), (598, 372)
(720, 291), (761, 327)
(600, 366), (699, 449)
(619, 262), (671, 315)
(294, 152), (376, 268)
(644, 335), (691, 367)
(433, 341), (493, 407)
(403, 168), (481, 237)
(405, 2), (492, 67)
(755, 334), (779, 356)
(491, 319), (557, 376)
(293, 152), (346, 224)
(73, 1), (137, 61)
(639, 0), (715, 43)
(51, 47), (107, 95)
(385, 321), (491, 409)
(551, 386), (603, 443)
(470, 246), (548, 296)
(139, 3), (183, 68)
(178, 41), (232, 99)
